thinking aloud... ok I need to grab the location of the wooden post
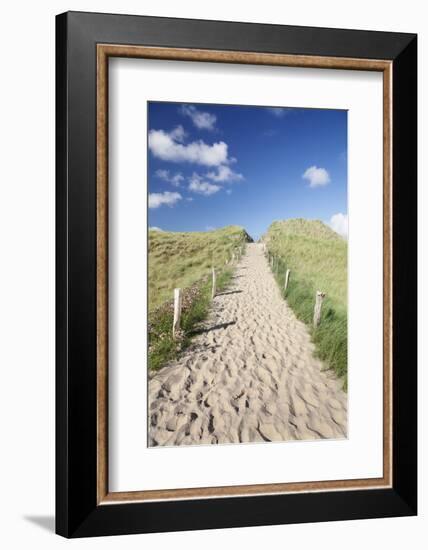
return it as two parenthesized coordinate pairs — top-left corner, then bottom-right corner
(173, 288), (182, 339)
(284, 269), (291, 293)
(313, 291), (326, 328)
(211, 267), (216, 299)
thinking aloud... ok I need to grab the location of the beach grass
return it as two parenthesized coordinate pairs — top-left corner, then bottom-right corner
(148, 226), (251, 371)
(265, 219), (348, 387)
(149, 225), (251, 311)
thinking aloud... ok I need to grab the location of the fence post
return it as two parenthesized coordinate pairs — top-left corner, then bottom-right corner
(211, 267), (216, 299)
(313, 291), (326, 327)
(173, 288), (182, 339)
(284, 269), (291, 293)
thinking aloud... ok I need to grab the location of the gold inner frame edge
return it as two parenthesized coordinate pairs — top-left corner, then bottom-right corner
(96, 44), (393, 505)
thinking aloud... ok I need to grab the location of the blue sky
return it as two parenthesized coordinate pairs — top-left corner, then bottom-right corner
(148, 102), (348, 240)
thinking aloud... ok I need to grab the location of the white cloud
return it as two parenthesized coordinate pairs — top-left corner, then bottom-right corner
(149, 226), (164, 231)
(267, 107), (288, 117)
(169, 125), (186, 142)
(170, 174), (185, 186)
(188, 173), (220, 196)
(205, 165), (243, 183)
(180, 105), (217, 130)
(302, 165), (331, 188)
(155, 169), (184, 187)
(205, 226), (216, 231)
(329, 213), (348, 238)
(155, 169), (169, 180)
(148, 127), (229, 166)
(148, 191), (182, 209)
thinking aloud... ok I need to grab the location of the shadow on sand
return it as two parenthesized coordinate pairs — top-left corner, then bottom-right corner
(193, 320), (237, 335)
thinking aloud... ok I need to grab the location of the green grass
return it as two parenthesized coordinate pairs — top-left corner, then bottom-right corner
(148, 268), (234, 372)
(149, 225), (251, 311)
(265, 219), (348, 387)
(148, 226), (251, 371)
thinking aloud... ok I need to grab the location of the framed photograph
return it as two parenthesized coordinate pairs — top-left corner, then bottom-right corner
(56, 11), (417, 538)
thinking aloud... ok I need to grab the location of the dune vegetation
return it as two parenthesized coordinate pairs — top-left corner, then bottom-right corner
(149, 226), (252, 310)
(148, 226), (252, 371)
(264, 219), (348, 387)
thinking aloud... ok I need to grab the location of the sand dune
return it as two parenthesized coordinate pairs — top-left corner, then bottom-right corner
(148, 243), (347, 446)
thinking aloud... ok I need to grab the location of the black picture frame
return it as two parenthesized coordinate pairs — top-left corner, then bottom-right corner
(56, 11), (417, 538)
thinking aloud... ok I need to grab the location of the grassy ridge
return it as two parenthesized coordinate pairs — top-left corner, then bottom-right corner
(265, 219), (348, 386)
(149, 225), (251, 311)
(148, 226), (251, 371)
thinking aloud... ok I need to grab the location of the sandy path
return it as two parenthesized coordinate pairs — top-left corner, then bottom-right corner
(148, 243), (347, 446)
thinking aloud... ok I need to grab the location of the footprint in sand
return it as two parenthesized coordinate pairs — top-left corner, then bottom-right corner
(148, 243), (347, 447)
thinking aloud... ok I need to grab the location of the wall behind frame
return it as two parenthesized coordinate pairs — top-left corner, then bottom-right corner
(0, 0), (424, 549)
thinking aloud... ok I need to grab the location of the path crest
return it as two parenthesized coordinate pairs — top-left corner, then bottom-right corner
(148, 243), (347, 446)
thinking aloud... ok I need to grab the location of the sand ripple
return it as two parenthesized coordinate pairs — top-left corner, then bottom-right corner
(148, 243), (347, 446)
